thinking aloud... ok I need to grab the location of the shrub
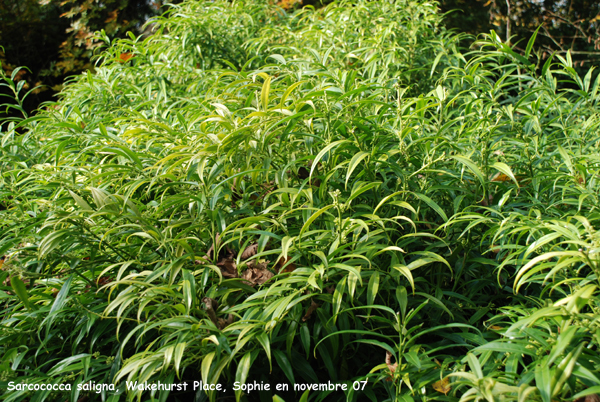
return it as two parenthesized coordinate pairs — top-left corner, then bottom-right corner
(1, 1), (599, 401)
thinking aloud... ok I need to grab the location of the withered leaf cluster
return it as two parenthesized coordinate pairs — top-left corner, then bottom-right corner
(302, 299), (319, 322)
(385, 351), (398, 382)
(202, 297), (234, 330)
(196, 234), (291, 287)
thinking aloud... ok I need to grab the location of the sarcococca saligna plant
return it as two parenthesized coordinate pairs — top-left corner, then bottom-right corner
(1, 0), (599, 401)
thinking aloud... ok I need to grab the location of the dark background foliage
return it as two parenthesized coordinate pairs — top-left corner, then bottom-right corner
(485, 0), (599, 63)
(0, 0), (179, 118)
(0, 0), (69, 114)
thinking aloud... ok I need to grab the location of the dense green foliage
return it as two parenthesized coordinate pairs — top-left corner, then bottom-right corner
(1, 0), (600, 401)
(2, 0), (597, 117)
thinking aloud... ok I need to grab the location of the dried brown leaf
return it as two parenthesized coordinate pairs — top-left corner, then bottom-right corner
(302, 299), (319, 321)
(432, 378), (451, 395)
(196, 233), (236, 265)
(96, 276), (112, 287)
(385, 351), (398, 374)
(217, 313), (234, 330)
(241, 263), (274, 287)
(202, 297), (218, 310)
(575, 395), (600, 402)
(216, 258), (238, 278)
(247, 259), (269, 269)
(119, 52), (133, 63)
(275, 256), (296, 273)
(224, 247), (235, 259)
(202, 297), (219, 326)
(240, 243), (259, 260)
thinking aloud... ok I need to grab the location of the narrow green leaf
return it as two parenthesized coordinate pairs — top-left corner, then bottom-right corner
(201, 352), (215, 386)
(466, 353), (483, 379)
(261, 75), (271, 111)
(367, 271), (380, 306)
(300, 325), (310, 358)
(49, 275), (72, 317)
(69, 190), (93, 211)
(47, 354), (91, 376)
(257, 332), (272, 371)
(299, 205), (333, 239)
(281, 236), (294, 261)
(392, 265), (415, 294)
(374, 246), (405, 256)
(557, 145), (574, 174)
(10, 276), (34, 310)
(353, 339), (396, 357)
(396, 286), (407, 319)
(280, 80), (305, 108)
(525, 25), (542, 59)
(547, 326), (577, 366)
(491, 162), (519, 187)
(430, 51), (444, 78)
(415, 292), (453, 319)
(451, 155), (485, 188)
(412, 192), (448, 222)
(515, 251), (582, 293)
(473, 340), (536, 356)
(345, 151), (370, 188)
(235, 352), (253, 402)
(542, 52), (555, 76)
(310, 140), (347, 178)
(333, 277), (346, 317)
(404, 351), (421, 369)
(173, 342), (186, 378)
(182, 269), (195, 313)
(299, 390), (310, 402)
(535, 363), (552, 402)
(273, 350), (295, 385)
(552, 343), (583, 396)
(268, 54), (286, 65)
(99, 122), (109, 137)
(347, 181), (382, 204)
(572, 386), (600, 401)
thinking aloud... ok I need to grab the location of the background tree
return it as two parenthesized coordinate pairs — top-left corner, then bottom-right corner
(485, 0), (600, 68)
(1, 0), (176, 118)
(0, 0), (69, 114)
